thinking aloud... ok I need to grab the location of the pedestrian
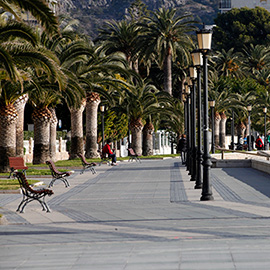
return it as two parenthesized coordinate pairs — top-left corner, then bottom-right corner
(267, 133), (270, 148)
(102, 139), (117, 166)
(177, 134), (187, 165)
(255, 135), (264, 150)
(247, 134), (255, 149)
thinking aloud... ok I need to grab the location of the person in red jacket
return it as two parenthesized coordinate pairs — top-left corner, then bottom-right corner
(255, 135), (264, 150)
(102, 139), (117, 165)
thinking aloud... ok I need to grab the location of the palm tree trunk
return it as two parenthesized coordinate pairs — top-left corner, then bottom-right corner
(236, 122), (246, 138)
(214, 112), (221, 148)
(130, 118), (143, 156)
(85, 93), (100, 158)
(0, 105), (17, 172)
(14, 94), (28, 157)
(49, 107), (58, 162)
(143, 121), (154, 156)
(220, 112), (227, 148)
(69, 100), (86, 159)
(32, 108), (52, 164)
(163, 51), (172, 95)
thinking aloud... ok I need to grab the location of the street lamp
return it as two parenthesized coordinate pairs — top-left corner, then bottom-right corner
(263, 107), (268, 150)
(231, 110), (235, 150)
(209, 100), (215, 154)
(191, 49), (203, 189)
(187, 76), (196, 181)
(196, 25), (214, 201)
(100, 104), (105, 148)
(247, 105), (252, 151)
(185, 82), (191, 172)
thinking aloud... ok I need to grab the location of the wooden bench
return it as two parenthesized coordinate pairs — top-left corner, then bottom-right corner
(128, 148), (141, 163)
(15, 171), (53, 213)
(78, 154), (97, 174)
(46, 160), (73, 188)
(97, 150), (111, 166)
(8, 157), (28, 178)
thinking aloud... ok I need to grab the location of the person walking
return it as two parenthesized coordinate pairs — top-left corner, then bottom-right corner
(267, 133), (270, 148)
(102, 139), (117, 165)
(177, 134), (187, 165)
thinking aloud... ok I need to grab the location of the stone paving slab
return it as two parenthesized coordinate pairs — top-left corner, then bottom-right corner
(1, 159), (270, 269)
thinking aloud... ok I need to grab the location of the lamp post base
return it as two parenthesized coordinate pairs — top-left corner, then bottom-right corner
(194, 183), (202, 189)
(200, 194), (214, 201)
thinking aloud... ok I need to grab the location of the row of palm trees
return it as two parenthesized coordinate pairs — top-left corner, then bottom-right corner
(2, 0), (270, 173)
(0, 1), (195, 172)
(209, 44), (270, 148)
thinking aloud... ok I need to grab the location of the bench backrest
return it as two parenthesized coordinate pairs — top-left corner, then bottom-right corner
(15, 172), (53, 195)
(78, 154), (87, 164)
(46, 160), (61, 176)
(128, 148), (136, 156)
(9, 157), (28, 170)
(15, 172), (36, 195)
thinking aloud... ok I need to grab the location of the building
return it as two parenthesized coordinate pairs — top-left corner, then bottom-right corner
(219, 0), (270, 13)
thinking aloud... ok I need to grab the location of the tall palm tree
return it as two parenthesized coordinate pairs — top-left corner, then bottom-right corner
(79, 48), (131, 158)
(209, 75), (238, 148)
(0, 82), (22, 172)
(42, 26), (91, 159)
(0, 22), (60, 171)
(138, 8), (195, 95)
(14, 94), (28, 156)
(28, 81), (63, 164)
(113, 78), (165, 155)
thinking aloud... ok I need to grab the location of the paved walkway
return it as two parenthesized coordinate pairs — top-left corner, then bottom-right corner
(1, 158), (270, 269)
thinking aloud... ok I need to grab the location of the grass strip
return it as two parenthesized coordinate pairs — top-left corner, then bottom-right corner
(0, 179), (40, 190)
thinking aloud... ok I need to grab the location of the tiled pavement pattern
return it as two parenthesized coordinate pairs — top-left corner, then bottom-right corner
(1, 159), (270, 269)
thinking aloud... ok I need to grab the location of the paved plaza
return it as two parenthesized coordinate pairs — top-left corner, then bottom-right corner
(1, 158), (270, 269)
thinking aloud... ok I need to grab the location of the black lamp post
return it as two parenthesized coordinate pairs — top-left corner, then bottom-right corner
(191, 50), (203, 189)
(100, 104), (105, 148)
(188, 66), (197, 181)
(185, 82), (191, 172)
(209, 100), (215, 154)
(264, 107), (268, 150)
(196, 25), (214, 201)
(247, 105), (252, 151)
(231, 110), (235, 150)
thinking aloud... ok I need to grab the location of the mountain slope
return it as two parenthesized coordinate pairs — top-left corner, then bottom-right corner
(59, 0), (219, 38)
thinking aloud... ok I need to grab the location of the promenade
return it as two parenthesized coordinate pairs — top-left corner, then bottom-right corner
(1, 158), (270, 269)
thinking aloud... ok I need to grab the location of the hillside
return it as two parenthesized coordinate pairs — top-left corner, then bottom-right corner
(57, 0), (219, 38)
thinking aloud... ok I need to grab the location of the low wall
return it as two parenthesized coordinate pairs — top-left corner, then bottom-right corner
(212, 159), (251, 168)
(251, 159), (270, 175)
(212, 157), (270, 176)
(24, 151), (69, 163)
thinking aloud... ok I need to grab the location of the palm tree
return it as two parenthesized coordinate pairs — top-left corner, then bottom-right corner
(79, 48), (131, 158)
(212, 48), (243, 78)
(159, 99), (185, 142)
(97, 20), (141, 71)
(138, 8), (195, 95)
(113, 78), (165, 155)
(0, 22), (60, 171)
(0, 82), (22, 172)
(28, 81), (63, 164)
(209, 75), (238, 148)
(142, 118), (154, 156)
(14, 94), (28, 156)
(241, 44), (270, 75)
